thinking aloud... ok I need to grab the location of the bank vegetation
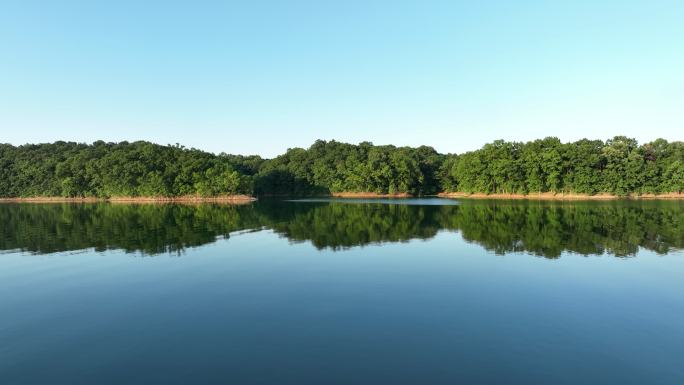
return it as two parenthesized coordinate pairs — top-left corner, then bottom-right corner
(1, 136), (683, 199)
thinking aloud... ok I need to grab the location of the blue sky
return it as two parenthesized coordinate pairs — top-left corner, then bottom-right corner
(1, 0), (682, 157)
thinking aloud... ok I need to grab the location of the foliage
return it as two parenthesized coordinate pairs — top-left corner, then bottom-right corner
(253, 140), (443, 195)
(0, 141), (258, 197)
(441, 136), (684, 195)
(1, 137), (683, 197)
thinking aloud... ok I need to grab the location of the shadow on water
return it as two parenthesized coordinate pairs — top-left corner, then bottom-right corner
(1, 199), (683, 258)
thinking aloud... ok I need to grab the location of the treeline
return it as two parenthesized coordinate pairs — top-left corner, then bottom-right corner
(0, 141), (261, 198)
(441, 137), (684, 195)
(255, 140), (444, 195)
(1, 136), (683, 197)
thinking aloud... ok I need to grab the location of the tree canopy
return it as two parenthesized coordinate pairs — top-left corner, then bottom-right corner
(1, 136), (683, 197)
(440, 136), (684, 195)
(0, 141), (258, 198)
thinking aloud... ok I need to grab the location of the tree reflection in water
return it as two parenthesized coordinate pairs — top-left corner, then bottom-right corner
(1, 199), (683, 258)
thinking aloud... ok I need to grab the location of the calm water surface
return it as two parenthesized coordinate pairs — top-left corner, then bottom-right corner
(1, 199), (683, 385)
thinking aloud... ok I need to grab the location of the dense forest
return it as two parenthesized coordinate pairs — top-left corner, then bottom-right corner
(0, 141), (261, 198)
(255, 140), (444, 195)
(1, 136), (683, 197)
(441, 137), (684, 195)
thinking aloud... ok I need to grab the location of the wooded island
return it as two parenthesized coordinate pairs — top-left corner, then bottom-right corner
(1, 136), (683, 199)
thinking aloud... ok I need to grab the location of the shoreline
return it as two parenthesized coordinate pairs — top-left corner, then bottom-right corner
(3, 192), (684, 203)
(437, 192), (684, 200)
(0, 195), (257, 204)
(324, 191), (684, 200)
(331, 192), (412, 198)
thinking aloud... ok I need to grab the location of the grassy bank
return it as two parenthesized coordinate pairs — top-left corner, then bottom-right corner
(331, 192), (413, 198)
(437, 192), (684, 200)
(0, 195), (257, 203)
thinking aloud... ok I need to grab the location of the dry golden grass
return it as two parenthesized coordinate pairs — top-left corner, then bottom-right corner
(0, 195), (256, 204)
(331, 192), (413, 198)
(437, 192), (684, 200)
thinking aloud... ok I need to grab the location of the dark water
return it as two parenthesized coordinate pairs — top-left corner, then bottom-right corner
(1, 199), (683, 385)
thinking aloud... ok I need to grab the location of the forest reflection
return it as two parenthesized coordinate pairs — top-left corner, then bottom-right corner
(1, 199), (683, 258)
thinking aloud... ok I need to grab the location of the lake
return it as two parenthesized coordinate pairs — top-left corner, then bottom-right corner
(1, 199), (683, 385)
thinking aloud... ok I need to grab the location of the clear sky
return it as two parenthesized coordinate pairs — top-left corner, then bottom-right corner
(1, 1), (682, 157)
